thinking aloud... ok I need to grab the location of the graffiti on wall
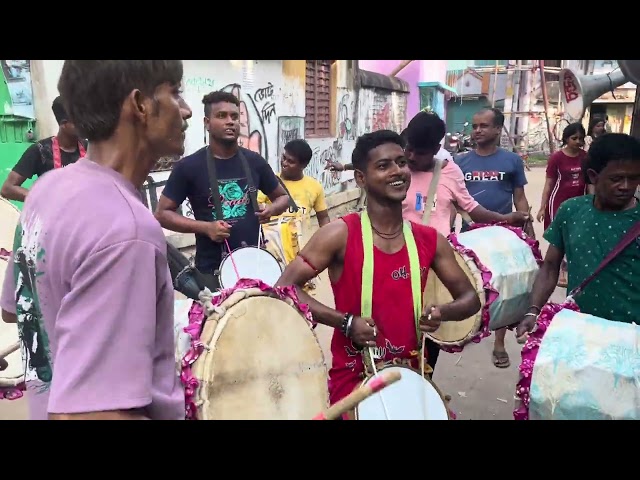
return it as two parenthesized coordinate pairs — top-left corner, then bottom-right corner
(357, 88), (408, 136)
(221, 83), (268, 158)
(277, 116), (304, 167)
(338, 93), (355, 141)
(185, 76), (215, 94)
(1, 60), (34, 118)
(253, 82), (277, 125)
(305, 144), (342, 192)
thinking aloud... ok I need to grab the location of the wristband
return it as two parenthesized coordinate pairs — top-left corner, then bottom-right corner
(340, 313), (354, 337)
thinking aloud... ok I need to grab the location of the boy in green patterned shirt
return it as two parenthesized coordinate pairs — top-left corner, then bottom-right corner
(517, 133), (640, 336)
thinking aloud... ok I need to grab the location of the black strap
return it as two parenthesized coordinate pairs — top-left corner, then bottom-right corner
(237, 148), (260, 213)
(569, 220), (640, 298)
(205, 147), (225, 221)
(277, 177), (299, 213)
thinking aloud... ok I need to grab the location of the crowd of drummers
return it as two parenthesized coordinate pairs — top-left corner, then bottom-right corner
(0, 60), (638, 420)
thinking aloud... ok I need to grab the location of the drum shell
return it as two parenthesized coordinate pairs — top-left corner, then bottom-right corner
(424, 224), (542, 352)
(520, 307), (640, 420)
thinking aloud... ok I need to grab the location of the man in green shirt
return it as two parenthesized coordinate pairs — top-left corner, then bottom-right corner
(517, 133), (640, 336)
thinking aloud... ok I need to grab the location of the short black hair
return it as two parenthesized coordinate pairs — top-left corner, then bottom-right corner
(477, 107), (505, 128)
(51, 96), (69, 125)
(284, 139), (313, 167)
(404, 111), (445, 150)
(57, 60), (184, 142)
(561, 122), (586, 145)
(202, 90), (240, 117)
(351, 129), (404, 172)
(584, 133), (640, 181)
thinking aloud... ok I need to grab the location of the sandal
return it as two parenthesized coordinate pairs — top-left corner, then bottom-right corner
(492, 350), (510, 368)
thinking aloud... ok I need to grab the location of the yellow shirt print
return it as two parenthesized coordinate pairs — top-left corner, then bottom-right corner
(257, 174), (328, 220)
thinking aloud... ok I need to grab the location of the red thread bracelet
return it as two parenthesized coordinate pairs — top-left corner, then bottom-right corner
(298, 253), (320, 274)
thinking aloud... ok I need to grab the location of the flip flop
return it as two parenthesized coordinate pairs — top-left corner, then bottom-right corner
(492, 350), (510, 368)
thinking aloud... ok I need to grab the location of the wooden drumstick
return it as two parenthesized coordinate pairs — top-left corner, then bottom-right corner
(311, 370), (401, 420)
(0, 341), (20, 360)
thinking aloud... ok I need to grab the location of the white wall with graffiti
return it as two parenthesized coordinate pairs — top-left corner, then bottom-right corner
(179, 60), (358, 198)
(27, 60), (409, 230)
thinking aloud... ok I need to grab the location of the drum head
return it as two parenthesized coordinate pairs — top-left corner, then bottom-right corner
(219, 247), (283, 289)
(423, 248), (485, 346)
(192, 288), (328, 419)
(356, 366), (449, 420)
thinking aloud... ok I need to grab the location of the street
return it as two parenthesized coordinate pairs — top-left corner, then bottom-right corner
(0, 166), (562, 420)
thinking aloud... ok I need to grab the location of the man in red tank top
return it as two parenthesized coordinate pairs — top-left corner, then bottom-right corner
(275, 130), (482, 410)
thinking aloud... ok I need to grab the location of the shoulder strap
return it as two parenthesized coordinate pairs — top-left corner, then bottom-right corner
(569, 220), (640, 299)
(276, 176), (299, 213)
(236, 148), (260, 213)
(205, 147), (224, 221)
(421, 158), (443, 225)
(360, 212), (422, 339)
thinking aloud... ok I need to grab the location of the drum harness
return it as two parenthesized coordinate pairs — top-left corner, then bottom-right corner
(360, 210), (430, 420)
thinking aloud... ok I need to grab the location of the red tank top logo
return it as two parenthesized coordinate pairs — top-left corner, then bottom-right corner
(392, 265), (428, 281)
(327, 213), (439, 405)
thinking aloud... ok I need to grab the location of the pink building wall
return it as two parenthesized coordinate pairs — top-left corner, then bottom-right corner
(358, 60), (449, 125)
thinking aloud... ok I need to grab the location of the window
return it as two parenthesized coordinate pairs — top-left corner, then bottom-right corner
(305, 60), (333, 137)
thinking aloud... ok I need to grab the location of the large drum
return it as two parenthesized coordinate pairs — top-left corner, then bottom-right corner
(178, 278), (329, 420)
(515, 305), (640, 420)
(0, 198), (25, 400)
(423, 224), (542, 352)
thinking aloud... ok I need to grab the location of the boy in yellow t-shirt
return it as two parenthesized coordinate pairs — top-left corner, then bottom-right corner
(257, 139), (330, 227)
(258, 140), (330, 267)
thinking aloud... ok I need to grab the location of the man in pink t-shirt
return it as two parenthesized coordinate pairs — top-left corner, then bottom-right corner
(0, 61), (192, 420)
(402, 113), (528, 237)
(400, 112), (529, 371)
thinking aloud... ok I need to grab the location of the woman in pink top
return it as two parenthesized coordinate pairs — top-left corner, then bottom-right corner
(536, 122), (587, 288)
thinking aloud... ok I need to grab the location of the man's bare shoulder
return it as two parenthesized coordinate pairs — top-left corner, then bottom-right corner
(313, 216), (349, 241)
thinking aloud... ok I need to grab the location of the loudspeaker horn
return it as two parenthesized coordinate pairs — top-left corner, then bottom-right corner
(617, 60), (640, 86)
(559, 68), (628, 120)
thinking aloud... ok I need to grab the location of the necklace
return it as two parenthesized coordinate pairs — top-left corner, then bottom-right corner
(370, 222), (403, 239)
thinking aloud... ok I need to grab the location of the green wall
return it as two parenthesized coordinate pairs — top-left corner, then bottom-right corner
(446, 96), (505, 133)
(0, 69), (36, 210)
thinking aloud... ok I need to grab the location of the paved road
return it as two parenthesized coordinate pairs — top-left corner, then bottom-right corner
(0, 166), (562, 420)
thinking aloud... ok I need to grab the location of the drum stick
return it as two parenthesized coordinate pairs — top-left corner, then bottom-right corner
(0, 341), (20, 360)
(522, 206), (533, 233)
(311, 370), (401, 420)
